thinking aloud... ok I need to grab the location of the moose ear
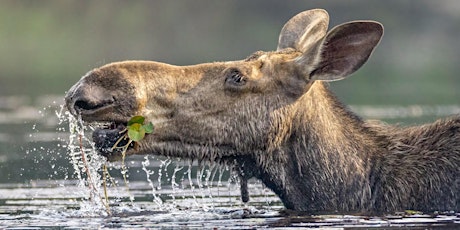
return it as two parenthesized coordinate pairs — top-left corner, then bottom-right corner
(301, 21), (383, 82)
(277, 9), (329, 52)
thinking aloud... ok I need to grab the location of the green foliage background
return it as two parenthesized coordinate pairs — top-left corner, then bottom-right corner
(1, 0), (459, 105)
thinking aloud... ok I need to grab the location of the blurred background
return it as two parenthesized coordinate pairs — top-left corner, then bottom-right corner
(0, 0), (459, 183)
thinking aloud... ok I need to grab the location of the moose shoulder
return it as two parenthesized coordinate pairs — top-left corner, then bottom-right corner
(65, 9), (460, 214)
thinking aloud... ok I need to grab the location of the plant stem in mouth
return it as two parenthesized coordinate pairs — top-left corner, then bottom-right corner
(110, 135), (135, 203)
(111, 133), (128, 151)
(120, 140), (134, 203)
(107, 116), (154, 204)
(102, 164), (110, 213)
(78, 134), (111, 215)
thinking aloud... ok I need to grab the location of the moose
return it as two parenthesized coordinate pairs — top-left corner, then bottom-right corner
(65, 9), (459, 214)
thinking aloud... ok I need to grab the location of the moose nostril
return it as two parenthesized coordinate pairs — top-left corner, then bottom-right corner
(73, 97), (115, 112)
(74, 100), (99, 111)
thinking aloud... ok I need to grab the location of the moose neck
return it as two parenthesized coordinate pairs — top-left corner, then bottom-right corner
(254, 81), (384, 212)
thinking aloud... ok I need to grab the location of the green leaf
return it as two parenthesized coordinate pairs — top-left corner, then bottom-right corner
(128, 115), (145, 126)
(126, 116), (154, 142)
(127, 123), (145, 142)
(143, 122), (154, 134)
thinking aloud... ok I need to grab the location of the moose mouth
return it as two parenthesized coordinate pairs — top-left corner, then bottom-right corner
(91, 121), (133, 160)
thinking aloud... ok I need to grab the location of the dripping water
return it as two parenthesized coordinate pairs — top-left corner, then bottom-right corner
(141, 155), (164, 207)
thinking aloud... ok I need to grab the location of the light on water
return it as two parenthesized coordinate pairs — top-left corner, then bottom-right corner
(0, 96), (459, 229)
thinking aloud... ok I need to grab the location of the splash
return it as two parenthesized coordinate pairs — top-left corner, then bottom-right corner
(141, 155), (164, 207)
(64, 110), (112, 216)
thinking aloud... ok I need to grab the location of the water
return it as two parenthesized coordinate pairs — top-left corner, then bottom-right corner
(0, 95), (459, 229)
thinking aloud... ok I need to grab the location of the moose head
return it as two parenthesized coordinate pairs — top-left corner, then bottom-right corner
(65, 9), (382, 161)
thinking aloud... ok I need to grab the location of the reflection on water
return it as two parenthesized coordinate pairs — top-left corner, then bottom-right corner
(0, 179), (283, 229)
(0, 181), (460, 229)
(0, 95), (459, 229)
(1, 180), (459, 229)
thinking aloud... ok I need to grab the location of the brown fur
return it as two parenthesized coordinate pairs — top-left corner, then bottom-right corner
(65, 9), (459, 214)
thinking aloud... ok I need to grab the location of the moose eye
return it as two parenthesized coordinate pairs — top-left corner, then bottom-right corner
(225, 69), (247, 87)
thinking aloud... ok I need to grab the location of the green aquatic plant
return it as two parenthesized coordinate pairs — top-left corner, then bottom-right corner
(102, 115), (154, 211)
(127, 115), (155, 141)
(112, 115), (154, 149)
